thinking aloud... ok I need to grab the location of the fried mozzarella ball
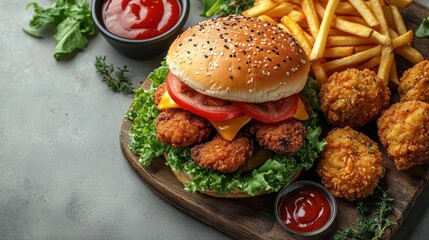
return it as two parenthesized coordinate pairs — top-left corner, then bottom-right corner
(156, 109), (214, 147)
(191, 134), (254, 173)
(377, 100), (429, 170)
(319, 68), (390, 128)
(317, 127), (385, 201)
(398, 60), (429, 103)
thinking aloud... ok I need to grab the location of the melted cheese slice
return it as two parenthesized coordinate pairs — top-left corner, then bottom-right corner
(209, 115), (252, 141)
(293, 97), (309, 121)
(157, 91), (180, 110)
(157, 91), (309, 140)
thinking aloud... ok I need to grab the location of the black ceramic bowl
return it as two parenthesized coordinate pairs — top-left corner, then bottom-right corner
(91, 0), (190, 59)
(274, 181), (337, 237)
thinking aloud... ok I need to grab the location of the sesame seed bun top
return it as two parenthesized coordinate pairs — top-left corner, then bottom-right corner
(166, 15), (310, 103)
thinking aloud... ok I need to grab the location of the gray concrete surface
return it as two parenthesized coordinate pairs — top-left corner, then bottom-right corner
(1, 0), (428, 239)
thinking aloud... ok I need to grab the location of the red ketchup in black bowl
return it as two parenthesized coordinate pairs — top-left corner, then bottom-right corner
(101, 0), (181, 40)
(91, 0), (189, 59)
(275, 181), (337, 236)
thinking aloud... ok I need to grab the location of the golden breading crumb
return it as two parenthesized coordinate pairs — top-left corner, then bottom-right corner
(377, 101), (429, 170)
(319, 68), (390, 128)
(398, 60), (429, 103)
(317, 127), (385, 201)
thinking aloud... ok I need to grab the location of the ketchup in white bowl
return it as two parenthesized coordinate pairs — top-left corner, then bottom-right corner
(101, 0), (181, 40)
(275, 181), (337, 236)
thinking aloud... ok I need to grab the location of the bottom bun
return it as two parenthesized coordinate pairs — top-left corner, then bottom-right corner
(166, 153), (302, 198)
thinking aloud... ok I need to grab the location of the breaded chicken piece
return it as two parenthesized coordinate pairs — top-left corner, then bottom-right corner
(250, 119), (306, 155)
(377, 101), (429, 170)
(398, 60), (429, 103)
(191, 134), (254, 173)
(317, 127), (385, 201)
(319, 68), (390, 128)
(156, 109), (214, 147)
(153, 83), (167, 106)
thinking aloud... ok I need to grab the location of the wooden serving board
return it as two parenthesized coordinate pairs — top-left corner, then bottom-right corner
(120, 2), (429, 239)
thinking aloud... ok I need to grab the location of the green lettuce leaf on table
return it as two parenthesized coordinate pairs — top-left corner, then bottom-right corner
(23, 0), (96, 60)
(416, 17), (429, 38)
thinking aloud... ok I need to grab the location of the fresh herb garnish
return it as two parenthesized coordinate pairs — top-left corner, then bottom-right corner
(201, 0), (255, 17)
(416, 17), (429, 38)
(95, 56), (134, 94)
(334, 184), (397, 240)
(23, 0), (96, 60)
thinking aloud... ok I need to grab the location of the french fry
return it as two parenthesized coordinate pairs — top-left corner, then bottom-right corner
(288, 10), (306, 24)
(354, 45), (377, 52)
(390, 5), (407, 34)
(348, 0), (380, 28)
(395, 46), (425, 64)
(277, 23), (291, 34)
(301, 0), (320, 39)
(336, 2), (360, 15)
(323, 46), (355, 58)
(264, 2), (299, 18)
(281, 15), (313, 56)
(356, 56), (382, 70)
(383, 5), (396, 29)
(257, 15), (278, 25)
(377, 46), (394, 86)
(370, 31), (391, 46)
(389, 59), (399, 87)
(327, 36), (373, 46)
(333, 17), (374, 38)
(322, 45), (382, 73)
(370, 0), (389, 35)
(328, 29), (351, 36)
(311, 61), (328, 87)
(309, 0), (341, 61)
(242, 0), (278, 17)
(392, 30), (413, 49)
(340, 16), (370, 26)
(387, 0), (413, 8)
(303, 30), (315, 46)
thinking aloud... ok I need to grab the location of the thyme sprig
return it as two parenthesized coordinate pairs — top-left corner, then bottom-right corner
(334, 184), (397, 240)
(95, 56), (134, 94)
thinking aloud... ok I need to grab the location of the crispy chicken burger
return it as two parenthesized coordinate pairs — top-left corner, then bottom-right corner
(126, 16), (325, 198)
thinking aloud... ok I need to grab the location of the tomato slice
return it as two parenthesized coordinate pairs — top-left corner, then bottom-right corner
(166, 72), (245, 121)
(232, 94), (300, 123)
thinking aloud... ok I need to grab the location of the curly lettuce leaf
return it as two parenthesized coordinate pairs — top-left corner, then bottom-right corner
(126, 65), (326, 196)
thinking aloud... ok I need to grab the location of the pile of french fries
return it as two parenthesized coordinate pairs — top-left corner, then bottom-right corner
(242, 0), (424, 87)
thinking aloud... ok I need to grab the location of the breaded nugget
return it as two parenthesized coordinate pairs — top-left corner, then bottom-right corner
(191, 134), (254, 173)
(156, 108), (214, 147)
(319, 68), (390, 128)
(153, 83), (167, 106)
(398, 60), (429, 103)
(317, 127), (385, 201)
(250, 119), (306, 155)
(377, 101), (429, 170)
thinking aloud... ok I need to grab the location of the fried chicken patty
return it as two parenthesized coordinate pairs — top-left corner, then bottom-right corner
(156, 109), (214, 147)
(398, 60), (429, 103)
(319, 68), (390, 128)
(153, 83), (167, 106)
(191, 134), (254, 173)
(377, 100), (429, 170)
(250, 119), (306, 155)
(317, 127), (385, 201)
